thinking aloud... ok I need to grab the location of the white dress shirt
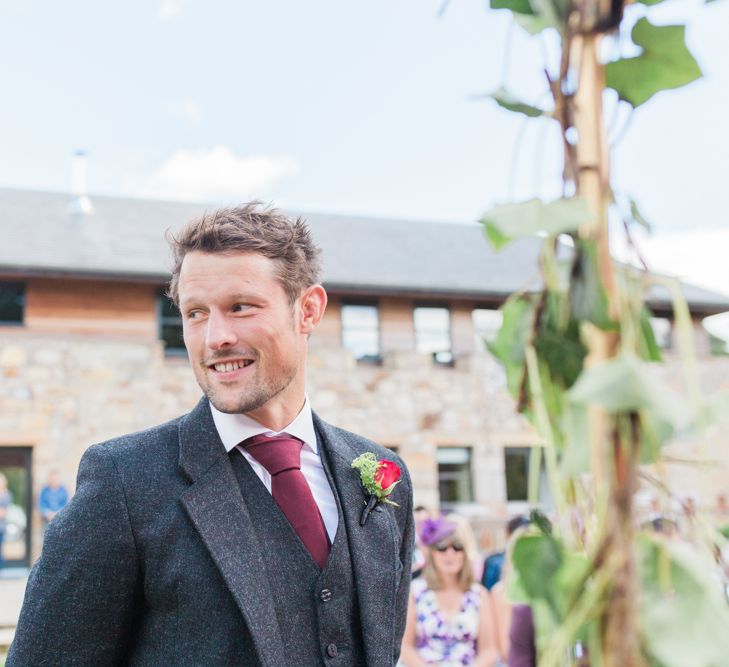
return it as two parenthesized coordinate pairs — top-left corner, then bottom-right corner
(210, 396), (338, 543)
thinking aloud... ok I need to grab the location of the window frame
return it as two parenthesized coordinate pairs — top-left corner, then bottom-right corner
(413, 303), (454, 366)
(340, 300), (382, 365)
(437, 446), (474, 509)
(472, 306), (503, 350)
(504, 445), (550, 507)
(157, 291), (187, 357)
(0, 280), (26, 326)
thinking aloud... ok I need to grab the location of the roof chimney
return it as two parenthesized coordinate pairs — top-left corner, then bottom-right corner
(68, 150), (94, 215)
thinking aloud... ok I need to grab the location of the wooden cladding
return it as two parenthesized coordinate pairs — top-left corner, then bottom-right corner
(24, 278), (158, 337)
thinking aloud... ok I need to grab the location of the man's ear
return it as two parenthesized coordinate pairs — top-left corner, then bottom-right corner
(299, 285), (327, 334)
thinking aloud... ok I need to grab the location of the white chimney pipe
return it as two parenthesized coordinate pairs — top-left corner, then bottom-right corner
(69, 150), (94, 215)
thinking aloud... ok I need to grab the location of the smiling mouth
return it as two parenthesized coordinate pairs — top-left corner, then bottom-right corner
(208, 359), (254, 373)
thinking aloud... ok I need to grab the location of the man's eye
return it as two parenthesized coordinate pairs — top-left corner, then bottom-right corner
(232, 304), (251, 313)
(185, 310), (203, 320)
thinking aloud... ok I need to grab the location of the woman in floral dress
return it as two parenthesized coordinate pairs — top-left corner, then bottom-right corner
(401, 515), (501, 667)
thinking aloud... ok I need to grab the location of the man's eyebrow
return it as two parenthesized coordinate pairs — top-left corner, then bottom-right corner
(179, 296), (202, 309)
(180, 292), (262, 308)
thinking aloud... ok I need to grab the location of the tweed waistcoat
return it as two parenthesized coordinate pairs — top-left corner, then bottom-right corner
(230, 447), (366, 667)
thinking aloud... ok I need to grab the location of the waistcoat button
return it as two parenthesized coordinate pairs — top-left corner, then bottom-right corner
(327, 643), (338, 658)
(320, 588), (332, 602)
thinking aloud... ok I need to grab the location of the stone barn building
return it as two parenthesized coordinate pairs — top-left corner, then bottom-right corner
(1, 187), (728, 566)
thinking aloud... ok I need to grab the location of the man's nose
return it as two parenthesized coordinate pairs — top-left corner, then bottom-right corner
(205, 312), (237, 349)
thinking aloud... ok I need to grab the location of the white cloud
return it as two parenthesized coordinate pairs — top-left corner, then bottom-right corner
(159, 0), (185, 21)
(144, 146), (299, 202)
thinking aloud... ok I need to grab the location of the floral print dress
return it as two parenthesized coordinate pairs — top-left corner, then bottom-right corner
(411, 577), (482, 666)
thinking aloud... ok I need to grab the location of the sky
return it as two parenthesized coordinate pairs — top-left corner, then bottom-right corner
(1, 0), (728, 326)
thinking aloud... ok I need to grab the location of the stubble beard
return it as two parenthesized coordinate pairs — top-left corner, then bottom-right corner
(200, 360), (298, 415)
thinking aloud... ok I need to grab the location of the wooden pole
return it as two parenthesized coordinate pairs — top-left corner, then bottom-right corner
(571, 31), (644, 667)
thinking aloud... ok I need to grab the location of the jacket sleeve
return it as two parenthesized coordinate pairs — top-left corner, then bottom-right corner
(392, 458), (414, 664)
(7, 444), (141, 666)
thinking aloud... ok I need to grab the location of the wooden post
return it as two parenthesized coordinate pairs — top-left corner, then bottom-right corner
(572, 31), (644, 667)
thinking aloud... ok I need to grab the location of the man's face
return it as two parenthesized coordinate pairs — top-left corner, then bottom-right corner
(178, 251), (324, 428)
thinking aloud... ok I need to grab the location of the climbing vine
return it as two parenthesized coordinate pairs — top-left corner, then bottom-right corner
(477, 0), (729, 664)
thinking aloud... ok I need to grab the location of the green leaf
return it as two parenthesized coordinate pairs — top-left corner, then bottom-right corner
(487, 296), (537, 398)
(481, 197), (594, 251)
(490, 0), (565, 34)
(639, 536), (729, 667)
(535, 318), (587, 390)
(484, 221), (512, 251)
(629, 198), (651, 231)
(605, 19), (703, 108)
(561, 402), (591, 474)
(511, 533), (563, 601)
(529, 0), (564, 29)
(491, 0), (533, 14)
(640, 408), (674, 463)
(569, 239), (616, 330)
(567, 352), (690, 431)
(513, 11), (554, 34)
(489, 87), (547, 118)
(638, 307), (663, 362)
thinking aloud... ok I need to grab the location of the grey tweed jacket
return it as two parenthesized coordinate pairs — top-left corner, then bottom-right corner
(7, 398), (414, 667)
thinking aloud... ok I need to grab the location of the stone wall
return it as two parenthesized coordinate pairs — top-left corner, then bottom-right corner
(2, 302), (729, 560)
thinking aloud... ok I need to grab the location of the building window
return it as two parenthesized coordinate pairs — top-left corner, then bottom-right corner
(158, 293), (185, 355)
(504, 446), (550, 505)
(0, 446), (33, 568)
(414, 306), (453, 365)
(341, 302), (381, 363)
(438, 447), (473, 507)
(650, 317), (672, 349)
(472, 308), (503, 350)
(0, 281), (25, 325)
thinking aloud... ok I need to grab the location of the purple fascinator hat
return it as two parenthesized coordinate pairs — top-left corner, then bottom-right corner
(419, 516), (457, 546)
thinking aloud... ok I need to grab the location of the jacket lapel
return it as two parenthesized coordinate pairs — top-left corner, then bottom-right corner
(178, 398), (287, 667)
(314, 414), (401, 667)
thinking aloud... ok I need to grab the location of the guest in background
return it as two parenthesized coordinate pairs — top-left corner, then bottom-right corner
(401, 515), (500, 667)
(507, 605), (536, 667)
(39, 470), (69, 536)
(412, 505), (432, 579)
(481, 515), (529, 591)
(0, 472), (11, 570)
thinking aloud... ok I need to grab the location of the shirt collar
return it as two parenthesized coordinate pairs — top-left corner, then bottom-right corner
(210, 395), (317, 454)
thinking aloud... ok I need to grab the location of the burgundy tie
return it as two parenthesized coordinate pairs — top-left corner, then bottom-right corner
(242, 433), (330, 569)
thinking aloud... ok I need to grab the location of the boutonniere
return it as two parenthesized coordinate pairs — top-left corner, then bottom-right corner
(351, 452), (401, 526)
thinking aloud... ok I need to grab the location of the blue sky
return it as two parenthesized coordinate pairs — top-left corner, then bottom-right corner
(1, 0), (728, 303)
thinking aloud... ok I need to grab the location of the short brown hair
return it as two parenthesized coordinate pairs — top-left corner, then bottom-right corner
(167, 202), (322, 306)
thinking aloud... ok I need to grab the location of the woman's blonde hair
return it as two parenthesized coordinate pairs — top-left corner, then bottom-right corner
(422, 514), (476, 592)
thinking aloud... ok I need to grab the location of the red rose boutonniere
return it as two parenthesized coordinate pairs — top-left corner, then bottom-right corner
(351, 452), (401, 525)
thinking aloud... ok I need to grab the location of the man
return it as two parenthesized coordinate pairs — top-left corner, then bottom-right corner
(38, 469), (69, 535)
(9, 203), (414, 666)
(481, 514), (529, 590)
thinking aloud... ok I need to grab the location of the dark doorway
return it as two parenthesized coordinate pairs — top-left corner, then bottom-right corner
(0, 446), (33, 568)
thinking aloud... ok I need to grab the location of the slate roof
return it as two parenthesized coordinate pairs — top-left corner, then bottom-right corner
(1, 187), (727, 315)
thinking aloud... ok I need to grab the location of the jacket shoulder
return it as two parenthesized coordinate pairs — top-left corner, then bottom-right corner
(317, 418), (398, 461)
(314, 414), (411, 486)
(89, 413), (185, 463)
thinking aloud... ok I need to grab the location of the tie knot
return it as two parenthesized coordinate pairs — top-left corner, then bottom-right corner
(242, 434), (303, 476)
